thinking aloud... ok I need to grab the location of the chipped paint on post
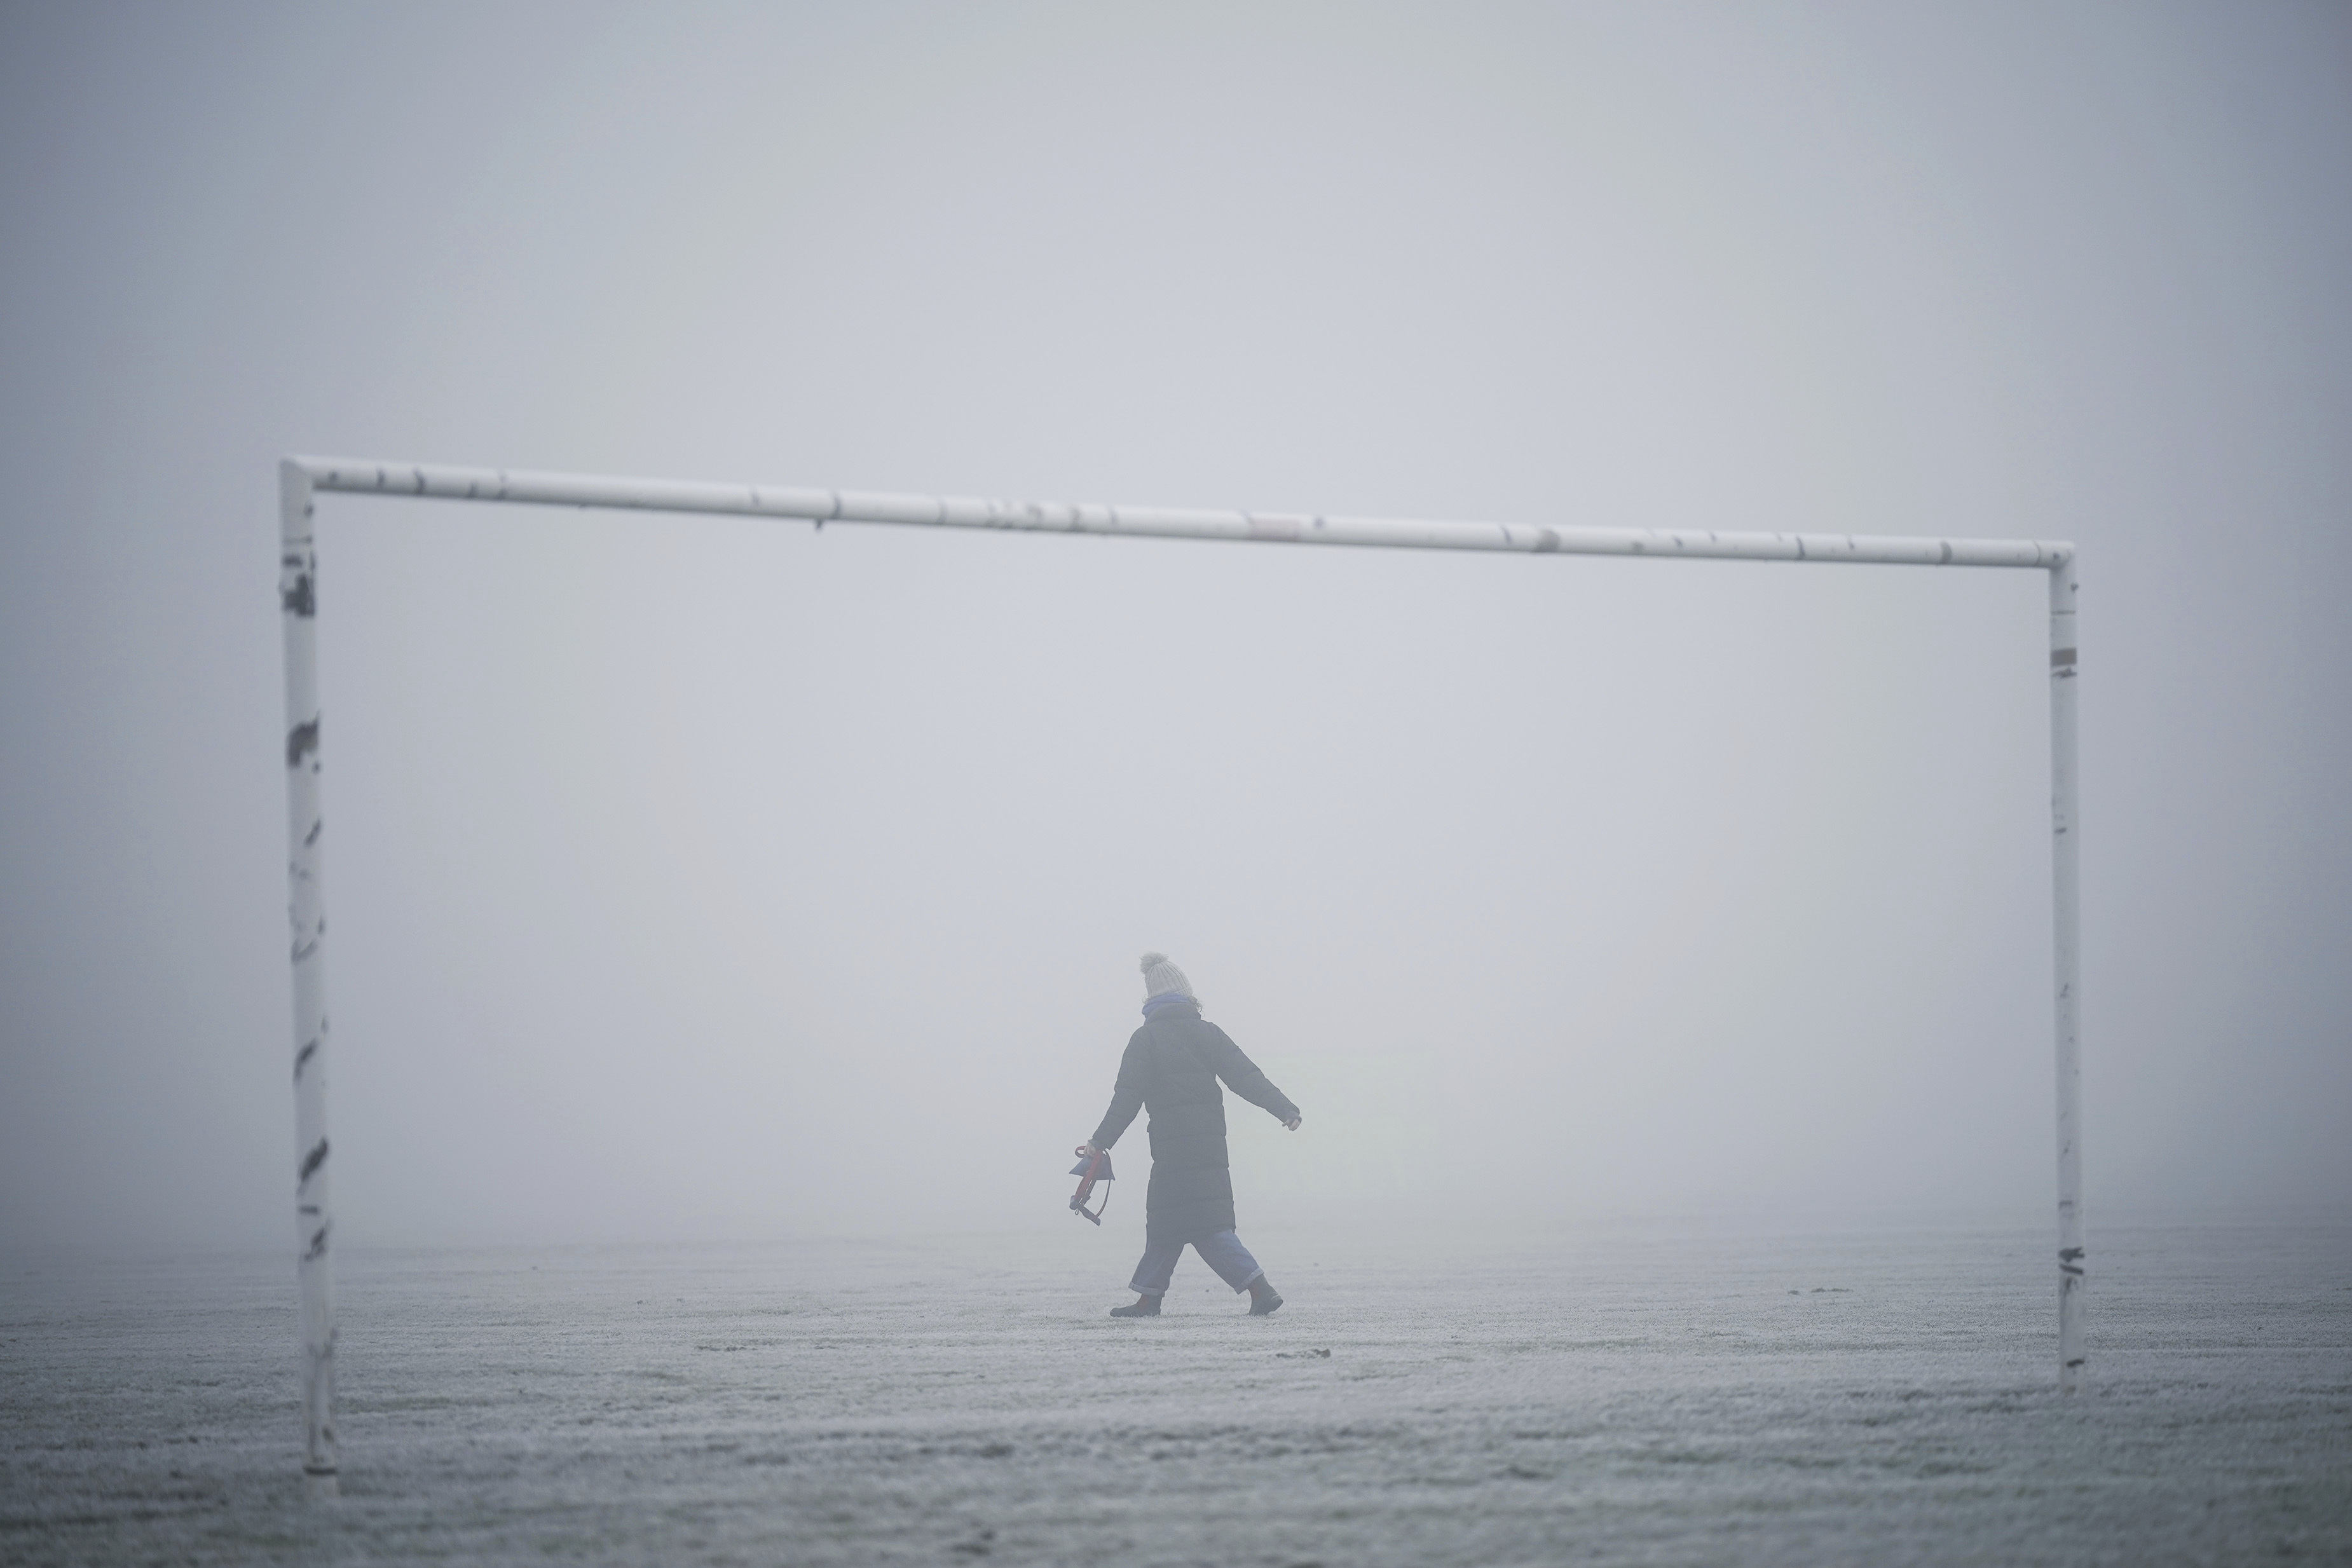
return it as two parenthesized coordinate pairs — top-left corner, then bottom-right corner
(2049, 557), (2085, 1391)
(279, 460), (338, 1496)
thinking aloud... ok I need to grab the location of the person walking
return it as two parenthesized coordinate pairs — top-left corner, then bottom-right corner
(1076, 953), (1302, 1318)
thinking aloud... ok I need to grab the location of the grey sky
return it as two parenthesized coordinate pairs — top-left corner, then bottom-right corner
(2, 2), (2345, 1253)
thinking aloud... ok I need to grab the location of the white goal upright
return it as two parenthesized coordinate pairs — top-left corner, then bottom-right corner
(276, 456), (2084, 1494)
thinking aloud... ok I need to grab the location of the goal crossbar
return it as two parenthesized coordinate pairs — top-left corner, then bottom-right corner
(275, 455), (2084, 1494)
(292, 454), (2072, 568)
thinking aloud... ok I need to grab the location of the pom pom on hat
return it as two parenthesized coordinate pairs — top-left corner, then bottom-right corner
(1139, 951), (1195, 1001)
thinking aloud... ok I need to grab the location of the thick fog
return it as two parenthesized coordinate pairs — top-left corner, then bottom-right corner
(2, 3), (2345, 1255)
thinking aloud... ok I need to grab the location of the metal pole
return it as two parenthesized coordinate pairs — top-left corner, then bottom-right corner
(2049, 556), (2084, 1391)
(280, 460), (338, 1495)
(288, 455), (2074, 572)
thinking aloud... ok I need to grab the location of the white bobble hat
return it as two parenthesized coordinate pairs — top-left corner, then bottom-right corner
(1139, 951), (1195, 1001)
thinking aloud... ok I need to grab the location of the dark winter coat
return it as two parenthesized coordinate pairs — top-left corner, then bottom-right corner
(1088, 1001), (1299, 1244)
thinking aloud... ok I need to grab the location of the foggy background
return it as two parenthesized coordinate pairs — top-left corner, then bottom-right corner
(1, 2), (2344, 1255)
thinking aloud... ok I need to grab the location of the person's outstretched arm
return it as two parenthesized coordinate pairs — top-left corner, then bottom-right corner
(1203, 1025), (1302, 1129)
(1079, 1035), (1149, 1157)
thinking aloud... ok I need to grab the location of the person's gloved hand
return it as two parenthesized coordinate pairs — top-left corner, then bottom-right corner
(1074, 1142), (1103, 1160)
(1283, 1116), (1302, 1131)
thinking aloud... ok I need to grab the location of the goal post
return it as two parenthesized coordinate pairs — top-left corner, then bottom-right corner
(275, 454), (2085, 1492)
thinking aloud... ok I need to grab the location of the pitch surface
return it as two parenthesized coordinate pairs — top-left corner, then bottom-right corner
(5, 1220), (2348, 1565)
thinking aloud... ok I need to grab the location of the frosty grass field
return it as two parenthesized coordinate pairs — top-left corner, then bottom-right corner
(5, 1217), (2348, 1566)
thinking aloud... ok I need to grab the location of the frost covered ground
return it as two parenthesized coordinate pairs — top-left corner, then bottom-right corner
(4, 1217), (2348, 1566)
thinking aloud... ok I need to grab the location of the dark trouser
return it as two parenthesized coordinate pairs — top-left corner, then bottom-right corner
(1129, 1228), (1264, 1297)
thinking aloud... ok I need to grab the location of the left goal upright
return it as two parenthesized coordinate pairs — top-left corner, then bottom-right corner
(278, 460), (337, 1497)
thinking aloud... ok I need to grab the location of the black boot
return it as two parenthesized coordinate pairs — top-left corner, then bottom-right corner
(1109, 1294), (1161, 1318)
(1247, 1278), (1283, 1316)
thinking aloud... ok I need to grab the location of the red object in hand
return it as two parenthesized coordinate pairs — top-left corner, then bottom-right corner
(1068, 1149), (1114, 1225)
